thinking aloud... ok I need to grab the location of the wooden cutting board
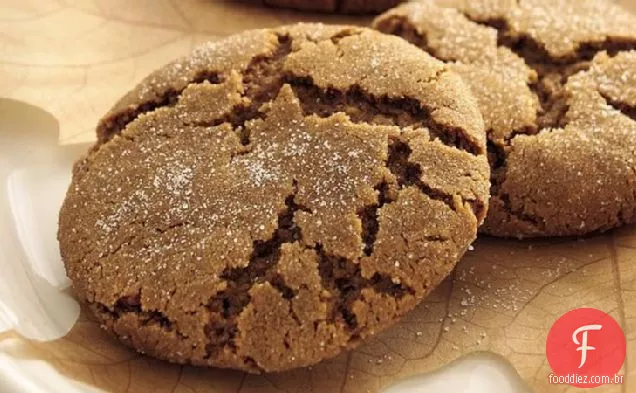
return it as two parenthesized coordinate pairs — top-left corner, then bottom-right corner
(1, 1), (635, 392)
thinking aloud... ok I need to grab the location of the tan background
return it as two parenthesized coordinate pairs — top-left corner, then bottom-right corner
(1, 1), (636, 392)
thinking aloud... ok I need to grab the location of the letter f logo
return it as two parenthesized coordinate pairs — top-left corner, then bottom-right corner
(572, 324), (603, 368)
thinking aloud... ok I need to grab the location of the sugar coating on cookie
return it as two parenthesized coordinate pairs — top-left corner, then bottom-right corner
(260, 0), (404, 13)
(375, 0), (636, 237)
(59, 24), (489, 372)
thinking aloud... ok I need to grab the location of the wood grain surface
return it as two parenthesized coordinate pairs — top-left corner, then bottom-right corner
(1, 1), (635, 392)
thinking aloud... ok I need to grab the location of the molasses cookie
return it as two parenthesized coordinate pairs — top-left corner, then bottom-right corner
(59, 24), (490, 372)
(375, 0), (636, 237)
(259, 0), (403, 14)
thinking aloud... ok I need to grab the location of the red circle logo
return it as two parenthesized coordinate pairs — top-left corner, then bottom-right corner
(546, 308), (626, 388)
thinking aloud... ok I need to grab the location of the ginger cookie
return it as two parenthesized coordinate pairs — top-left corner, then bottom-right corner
(58, 23), (489, 372)
(374, 0), (636, 238)
(259, 0), (403, 13)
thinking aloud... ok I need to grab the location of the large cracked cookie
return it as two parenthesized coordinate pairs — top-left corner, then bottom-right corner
(59, 24), (489, 372)
(375, 0), (636, 238)
(258, 0), (404, 14)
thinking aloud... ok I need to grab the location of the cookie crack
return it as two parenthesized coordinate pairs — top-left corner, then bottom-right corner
(316, 245), (413, 335)
(461, 17), (636, 134)
(97, 34), (294, 146)
(97, 71), (223, 143)
(97, 233), (137, 259)
(373, 15), (441, 59)
(387, 138), (485, 219)
(601, 92), (636, 122)
(96, 218), (191, 260)
(487, 126), (537, 193)
(485, 19), (636, 66)
(153, 220), (189, 234)
(496, 192), (546, 231)
(288, 76), (481, 155)
(358, 181), (394, 257)
(217, 34), (293, 145)
(203, 180), (307, 359)
(329, 28), (364, 44)
(96, 292), (185, 337)
(487, 134), (550, 231)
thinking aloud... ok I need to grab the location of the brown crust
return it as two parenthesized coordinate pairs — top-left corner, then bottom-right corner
(59, 23), (489, 372)
(375, 0), (636, 237)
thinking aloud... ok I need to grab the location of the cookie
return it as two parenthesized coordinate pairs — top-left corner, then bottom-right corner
(59, 24), (490, 372)
(374, 0), (636, 237)
(260, 0), (403, 13)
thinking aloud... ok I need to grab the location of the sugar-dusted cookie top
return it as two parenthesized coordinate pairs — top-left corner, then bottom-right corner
(59, 24), (489, 372)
